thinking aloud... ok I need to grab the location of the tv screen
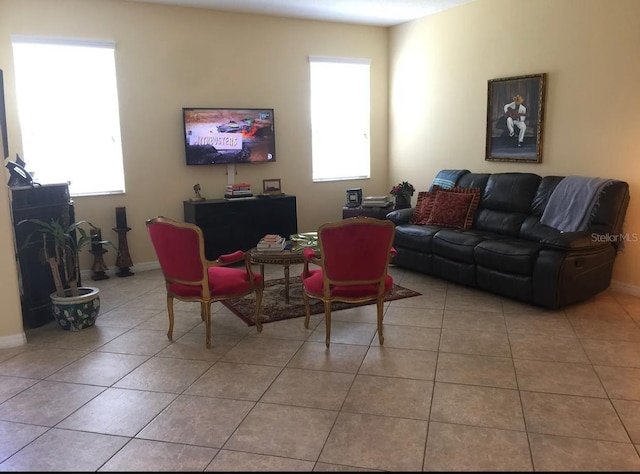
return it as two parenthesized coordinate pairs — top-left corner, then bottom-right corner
(183, 107), (276, 165)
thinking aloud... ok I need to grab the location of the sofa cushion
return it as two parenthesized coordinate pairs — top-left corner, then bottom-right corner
(431, 229), (488, 263)
(426, 188), (481, 229)
(409, 186), (442, 225)
(481, 173), (541, 214)
(394, 224), (440, 253)
(474, 239), (542, 275)
(456, 173), (490, 195)
(471, 173), (541, 237)
(473, 208), (530, 238)
(531, 176), (564, 216)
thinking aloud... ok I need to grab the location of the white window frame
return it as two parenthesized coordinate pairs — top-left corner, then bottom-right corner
(11, 35), (125, 196)
(309, 56), (370, 182)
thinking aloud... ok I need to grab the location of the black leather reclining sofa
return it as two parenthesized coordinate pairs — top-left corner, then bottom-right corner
(386, 171), (630, 309)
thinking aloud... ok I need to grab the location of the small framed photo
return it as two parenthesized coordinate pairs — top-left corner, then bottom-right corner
(262, 178), (283, 195)
(485, 73), (546, 163)
(346, 188), (362, 208)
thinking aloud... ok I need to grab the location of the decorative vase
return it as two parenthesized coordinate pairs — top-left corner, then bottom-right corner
(394, 194), (411, 210)
(50, 287), (101, 331)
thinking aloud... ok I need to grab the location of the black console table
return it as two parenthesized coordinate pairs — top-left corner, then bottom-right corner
(11, 183), (75, 328)
(184, 195), (298, 260)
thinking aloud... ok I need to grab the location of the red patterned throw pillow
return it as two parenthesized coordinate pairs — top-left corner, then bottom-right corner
(426, 187), (481, 229)
(409, 186), (442, 225)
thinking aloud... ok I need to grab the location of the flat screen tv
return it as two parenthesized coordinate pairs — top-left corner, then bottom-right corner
(183, 107), (276, 165)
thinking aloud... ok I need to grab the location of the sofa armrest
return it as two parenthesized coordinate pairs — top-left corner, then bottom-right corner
(522, 218), (616, 252)
(386, 207), (414, 225)
(541, 231), (612, 252)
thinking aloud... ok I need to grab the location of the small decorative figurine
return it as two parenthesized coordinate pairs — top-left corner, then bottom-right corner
(190, 183), (205, 202)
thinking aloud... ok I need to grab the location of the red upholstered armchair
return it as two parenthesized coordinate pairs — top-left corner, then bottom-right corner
(146, 216), (263, 348)
(301, 217), (397, 347)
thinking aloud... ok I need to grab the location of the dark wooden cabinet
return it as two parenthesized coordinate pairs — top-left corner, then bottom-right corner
(11, 183), (75, 329)
(184, 195), (298, 260)
(342, 203), (394, 219)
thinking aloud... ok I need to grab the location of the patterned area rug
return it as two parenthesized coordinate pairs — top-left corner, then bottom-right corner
(221, 276), (422, 327)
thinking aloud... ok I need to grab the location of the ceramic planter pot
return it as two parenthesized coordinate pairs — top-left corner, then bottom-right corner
(50, 287), (101, 331)
(394, 194), (412, 210)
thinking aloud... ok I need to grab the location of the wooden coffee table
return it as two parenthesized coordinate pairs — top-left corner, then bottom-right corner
(250, 233), (318, 304)
(250, 247), (306, 304)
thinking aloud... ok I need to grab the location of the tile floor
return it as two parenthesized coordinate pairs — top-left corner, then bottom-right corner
(1, 265), (640, 471)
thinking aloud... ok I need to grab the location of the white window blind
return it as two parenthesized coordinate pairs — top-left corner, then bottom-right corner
(309, 56), (370, 182)
(11, 36), (125, 196)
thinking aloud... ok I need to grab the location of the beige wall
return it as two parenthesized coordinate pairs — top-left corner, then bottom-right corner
(2, 0), (639, 346)
(0, 133), (26, 347)
(0, 0), (389, 344)
(389, 0), (640, 291)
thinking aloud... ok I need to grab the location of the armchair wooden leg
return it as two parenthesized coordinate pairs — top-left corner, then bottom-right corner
(324, 302), (332, 347)
(166, 294), (175, 341)
(203, 302), (212, 348)
(376, 298), (385, 345)
(254, 287), (264, 333)
(303, 292), (312, 329)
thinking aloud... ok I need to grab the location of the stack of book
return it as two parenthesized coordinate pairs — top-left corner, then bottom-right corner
(256, 234), (286, 251)
(224, 182), (253, 198)
(362, 195), (392, 208)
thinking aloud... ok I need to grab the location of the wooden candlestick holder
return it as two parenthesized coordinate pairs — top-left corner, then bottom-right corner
(90, 246), (110, 281)
(113, 226), (134, 277)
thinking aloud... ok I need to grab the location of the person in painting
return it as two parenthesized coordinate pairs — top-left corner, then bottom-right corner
(503, 94), (527, 147)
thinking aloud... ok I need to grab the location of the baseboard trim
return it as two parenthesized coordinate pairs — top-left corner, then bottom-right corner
(80, 261), (161, 280)
(610, 280), (640, 297)
(124, 261), (161, 273)
(0, 331), (27, 349)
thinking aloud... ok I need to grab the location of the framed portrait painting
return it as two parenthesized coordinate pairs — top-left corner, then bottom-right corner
(485, 73), (546, 163)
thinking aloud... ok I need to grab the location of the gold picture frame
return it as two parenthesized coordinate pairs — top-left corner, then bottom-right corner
(262, 178), (283, 195)
(485, 73), (546, 163)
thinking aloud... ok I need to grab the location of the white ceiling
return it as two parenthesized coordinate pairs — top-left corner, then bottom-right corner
(126, 0), (476, 27)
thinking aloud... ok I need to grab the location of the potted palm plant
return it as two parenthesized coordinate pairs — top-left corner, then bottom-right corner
(17, 218), (115, 331)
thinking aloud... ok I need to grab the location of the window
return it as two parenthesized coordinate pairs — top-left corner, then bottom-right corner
(309, 56), (370, 182)
(11, 36), (125, 196)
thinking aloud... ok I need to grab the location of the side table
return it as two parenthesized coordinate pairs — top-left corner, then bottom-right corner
(249, 247), (306, 305)
(249, 232), (318, 307)
(342, 203), (394, 220)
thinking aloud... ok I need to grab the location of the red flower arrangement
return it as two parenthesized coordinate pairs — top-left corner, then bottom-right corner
(390, 181), (415, 197)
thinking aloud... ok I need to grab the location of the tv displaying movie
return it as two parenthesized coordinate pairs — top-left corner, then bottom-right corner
(183, 107), (276, 165)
